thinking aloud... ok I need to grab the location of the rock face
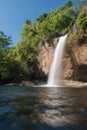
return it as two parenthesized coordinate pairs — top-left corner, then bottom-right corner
(38, 46), (54, 74)
(62, 45), (87, 82)
(38, 38), (58, 75)
(38, 39), (87, 82)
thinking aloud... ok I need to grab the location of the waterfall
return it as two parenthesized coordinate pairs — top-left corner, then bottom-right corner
(47, 34), (67, 86)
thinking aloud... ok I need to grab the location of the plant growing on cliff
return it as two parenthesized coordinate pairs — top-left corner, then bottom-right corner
(67, 1), (87, 46)
(77, 12), (87, 31)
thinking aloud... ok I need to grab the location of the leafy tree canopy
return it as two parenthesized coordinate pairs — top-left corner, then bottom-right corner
(0, 31), (12, 50)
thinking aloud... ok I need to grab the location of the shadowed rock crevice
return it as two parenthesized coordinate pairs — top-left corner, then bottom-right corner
(71, 64), (87, 82)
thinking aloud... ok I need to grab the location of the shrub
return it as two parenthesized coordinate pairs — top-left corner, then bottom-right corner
(77, 12), (87, 30)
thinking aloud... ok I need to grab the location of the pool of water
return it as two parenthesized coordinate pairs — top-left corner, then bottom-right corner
(0, 85), (87, 130)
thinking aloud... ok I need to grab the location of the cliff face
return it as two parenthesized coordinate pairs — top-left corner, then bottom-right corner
(38, 39), (87, 82)
(38, 38), (57, 75)
(62, 45), (87, 82)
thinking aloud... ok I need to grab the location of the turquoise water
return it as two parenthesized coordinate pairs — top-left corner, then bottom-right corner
(0, 85), (87, 130)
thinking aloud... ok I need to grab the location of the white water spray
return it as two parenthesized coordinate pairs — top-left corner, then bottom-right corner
(47, 34), (67, 86)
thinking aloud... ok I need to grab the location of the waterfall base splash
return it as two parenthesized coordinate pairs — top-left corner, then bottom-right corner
(35, 84), (62, 87)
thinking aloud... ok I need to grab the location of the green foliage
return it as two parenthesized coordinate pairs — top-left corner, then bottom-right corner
(65, 1), (73, 7)
(78, 12), (86, 19)
(77, 12), (87, 30)
(21, 1), (77, 42)
(0, 55), (24, 82)
(67, 2), (87, 47)
(0, 31), (12, 50)
(0, 31), (26, 83)
(36, 13), (48, 23)
(81, 18), (87, 29)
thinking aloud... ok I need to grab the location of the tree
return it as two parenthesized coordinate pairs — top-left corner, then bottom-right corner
(36, 13), (48, 23)
(65, 1), (73, 7)
(77, 12), (87, 31)
(0, 30), (12, 83)
(25, 19), (31, 25)
(0, 31), (12, 50)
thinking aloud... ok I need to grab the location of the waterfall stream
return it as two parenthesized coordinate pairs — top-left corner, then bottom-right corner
(47, 34), (67, 86)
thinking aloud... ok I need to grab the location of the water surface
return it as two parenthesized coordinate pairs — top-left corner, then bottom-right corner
(0, 85), (87, 130)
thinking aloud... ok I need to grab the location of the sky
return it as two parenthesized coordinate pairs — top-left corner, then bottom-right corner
(0, 0), (68, 45)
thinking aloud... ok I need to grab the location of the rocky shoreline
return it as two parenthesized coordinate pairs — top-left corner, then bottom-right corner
(62, 80), (87, 87)
(0, 80), (35, 86)
(0, 79), (87, 87)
